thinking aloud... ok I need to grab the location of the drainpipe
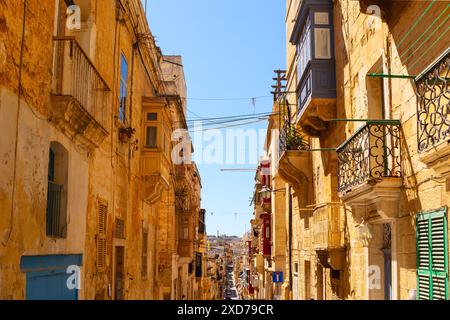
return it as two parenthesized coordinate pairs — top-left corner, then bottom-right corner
(288, 185), (293, 299)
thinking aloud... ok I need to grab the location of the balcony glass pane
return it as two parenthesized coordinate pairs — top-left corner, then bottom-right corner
(297, 19), (311, 84)
(145, 126), (157, 148)
(314, 28), (331, 59)
(314, 12), (329, 25)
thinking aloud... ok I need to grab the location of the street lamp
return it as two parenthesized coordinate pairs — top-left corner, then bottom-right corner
(259, 187), (271, 201)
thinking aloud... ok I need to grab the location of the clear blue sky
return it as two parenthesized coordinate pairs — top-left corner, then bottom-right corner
(145, 0), (286, 236)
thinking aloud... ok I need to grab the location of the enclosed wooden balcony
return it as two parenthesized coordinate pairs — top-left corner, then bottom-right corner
(260, 213), (271, 258)
(178, 239), (194, 259)
(51, 37), (110, 150)
(337, 120), (402, 203)
(313, 203), (345, 251)
(289, 0), (336, 137)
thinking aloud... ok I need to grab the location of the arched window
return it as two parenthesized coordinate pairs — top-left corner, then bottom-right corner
(46, 141), (69, 238)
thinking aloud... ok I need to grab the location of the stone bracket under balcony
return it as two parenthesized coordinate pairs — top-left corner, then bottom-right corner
(340, 177), (403, 221)
(142, 174), (169, 204)
(297, 98), (337, 137)
(277, 150), (310, 193)
(50, 95), (108, 150)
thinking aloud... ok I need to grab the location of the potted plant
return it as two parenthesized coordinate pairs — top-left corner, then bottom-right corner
(285, 126), (308, 150)
(118, 125), (136, 143)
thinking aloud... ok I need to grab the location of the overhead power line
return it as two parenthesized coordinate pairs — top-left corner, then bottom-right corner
(188, 119), (267, 132)
(184, 111), (282, 123)
(186, 95), (272, 101)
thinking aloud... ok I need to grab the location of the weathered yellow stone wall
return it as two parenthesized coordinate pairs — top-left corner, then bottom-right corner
(1, 0), (201, 301)
(0, 0), (90, 299)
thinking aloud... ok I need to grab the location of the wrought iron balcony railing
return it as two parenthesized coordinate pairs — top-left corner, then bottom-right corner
(337, 120), (402, 194)
(52, 37), (110, 129)
(416, 49), (450, 152)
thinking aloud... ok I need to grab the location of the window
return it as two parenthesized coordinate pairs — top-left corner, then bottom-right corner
(304, 213), (310, 230)
(314, 28), (331, 59)
(313, 12), (332, 59)
(195, 253), (202, 277)
(305, 260), (311, 299)
(114, 217), (125, 239)
(416, 208), (448, 300)
(46, 142), (68, 238)
(314, 12), (329, 25)
(141, 227), (148, 279)
(97, 200), (108, 271)
(297, 18), (311, 81)
(147, 113), (157, 121)
(119, 54), (128, 122)
(145, 126), (157, 148)
(180, 218), (189, 240)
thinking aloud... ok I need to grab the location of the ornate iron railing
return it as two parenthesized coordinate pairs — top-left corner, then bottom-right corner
(52, 37), (110, 129)
(416, 50), (450, 152)
(337, 120), (402, 194)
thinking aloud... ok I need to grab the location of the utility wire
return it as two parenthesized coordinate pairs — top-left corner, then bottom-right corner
(407, 26), (450, 71)
(399, 5), (449, 61)
(187, 114), (274, 127)
(188, 119), (266, 132)
(184, 111), (282, 123)
(402, 17), (450, 66)
(374, 2), (447, 74)
(186, 95), (272, 101)
(396, 0), (436, 49)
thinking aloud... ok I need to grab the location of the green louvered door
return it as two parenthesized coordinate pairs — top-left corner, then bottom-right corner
(416, 207), (449, 300)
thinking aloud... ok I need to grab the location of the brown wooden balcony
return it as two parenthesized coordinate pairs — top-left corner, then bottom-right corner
(51, 37), (110, 149)
(313, 203), (346, 270)
(289, 0), (337, 137)
(313, 203), (345, 250)
(178, 239), (194, 259)
(337, 120), (402, 201)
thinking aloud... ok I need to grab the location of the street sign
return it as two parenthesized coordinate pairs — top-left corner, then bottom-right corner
(273, 271), (283, 283)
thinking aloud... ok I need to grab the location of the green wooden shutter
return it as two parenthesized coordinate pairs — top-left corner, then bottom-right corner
(416, 207), (449, 300)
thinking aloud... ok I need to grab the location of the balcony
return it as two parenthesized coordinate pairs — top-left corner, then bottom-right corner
(313, 203), (345, 250)
(51, 37), (110, 150)
(337, 121), (402, 205)
(260, 213), (271, 258)
(254, 254), (264, 274)
(416, 49), (450, 177)
(276, 123), (311, 193)
(198, 209), (206, 234)
(178, 239), (194, 259)
(290, 0), (336, 137)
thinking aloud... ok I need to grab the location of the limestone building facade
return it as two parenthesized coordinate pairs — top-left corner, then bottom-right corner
(249, 0), (450, 300)
(0, 0), (203, 300)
